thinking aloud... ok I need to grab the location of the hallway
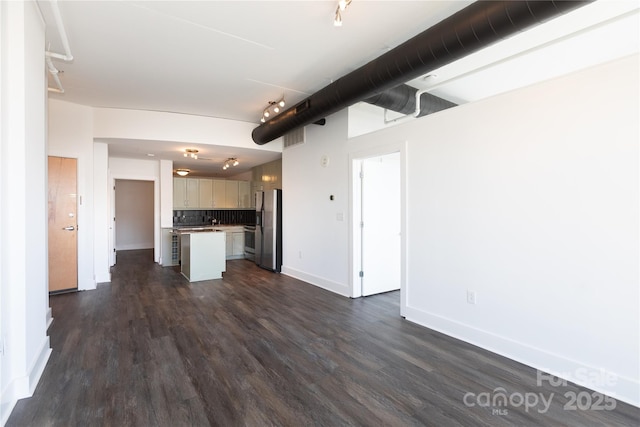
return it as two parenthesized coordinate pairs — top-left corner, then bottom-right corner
(7, 250), (639, 426)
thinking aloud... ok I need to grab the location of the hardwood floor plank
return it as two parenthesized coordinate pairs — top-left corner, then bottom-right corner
(6, 250), (639, 426)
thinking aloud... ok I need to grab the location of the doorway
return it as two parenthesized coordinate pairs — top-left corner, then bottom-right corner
(114, 180), (154, 256)
(48, 156), (78, 293)
(351, 144), (405, 301)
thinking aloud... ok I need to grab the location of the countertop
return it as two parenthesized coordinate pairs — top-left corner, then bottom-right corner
(169, 225), (246, 233)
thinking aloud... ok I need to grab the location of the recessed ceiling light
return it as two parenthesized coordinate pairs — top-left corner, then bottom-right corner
(147, 153), (155, 157)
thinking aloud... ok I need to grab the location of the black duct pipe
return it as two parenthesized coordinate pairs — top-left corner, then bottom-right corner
(252, 0), (590, 145)
(364, 84), (457, 117)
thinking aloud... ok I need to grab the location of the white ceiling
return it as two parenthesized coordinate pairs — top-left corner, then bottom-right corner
(38, 1), (639, 177)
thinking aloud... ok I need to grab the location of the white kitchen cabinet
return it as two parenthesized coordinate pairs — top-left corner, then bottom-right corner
(213, 179), (226, 208)
(223, 228), (245, 259)
(225, 180), (239, 208)
(173, 178), (185, 208)
(232, 232), (244, 257)
(198, 178), (214, 208)
(238, 180), (251, 208)
(174, 178), (199, 209)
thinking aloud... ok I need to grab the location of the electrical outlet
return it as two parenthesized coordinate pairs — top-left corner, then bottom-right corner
(467, 290), (477, 305)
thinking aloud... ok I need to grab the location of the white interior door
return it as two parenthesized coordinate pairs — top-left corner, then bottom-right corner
(361, 152), (401, 296)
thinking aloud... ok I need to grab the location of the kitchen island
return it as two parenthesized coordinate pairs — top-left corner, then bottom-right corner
(179, 229), (226, 282)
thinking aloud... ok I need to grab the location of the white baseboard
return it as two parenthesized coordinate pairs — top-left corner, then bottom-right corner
(46, 307), (53, 330)
(27, 337), (52, 395)
(0, 336), (52, 426)
(115, 244), (153, 251)
(281, 266), (350, 297)
(94, 272), (111, 284)
(403, 305), (640, 408)
(1, 398), (17, 427)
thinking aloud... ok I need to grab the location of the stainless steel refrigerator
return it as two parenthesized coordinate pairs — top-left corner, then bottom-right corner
(255, 189), (282, 272)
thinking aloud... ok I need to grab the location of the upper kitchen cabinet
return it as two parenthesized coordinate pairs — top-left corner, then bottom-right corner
(212, 179), (226, 208)
(173, 178), (252, 209)
(224, 180), (239, 208)
(252, 159), (282, 192)
(238, 181), (251, 208)
(199, 179), (214, 208)
(174, 178), (200, 209)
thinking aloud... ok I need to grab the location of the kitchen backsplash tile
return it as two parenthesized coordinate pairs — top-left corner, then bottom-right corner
(173, 209), (255, 226)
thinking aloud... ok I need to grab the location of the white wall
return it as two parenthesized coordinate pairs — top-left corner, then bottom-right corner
(282, 55), (639, 406)
(0, 2), (51, 423)
(115, 180), (154, 250)
(48, 100), (96, 290)
(404, 55), (639, 406)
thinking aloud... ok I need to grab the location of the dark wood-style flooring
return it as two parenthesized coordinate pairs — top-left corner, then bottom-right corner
(7, 250), (639, 426)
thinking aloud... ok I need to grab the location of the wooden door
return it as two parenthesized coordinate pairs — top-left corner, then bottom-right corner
(48, 156), (78, 292)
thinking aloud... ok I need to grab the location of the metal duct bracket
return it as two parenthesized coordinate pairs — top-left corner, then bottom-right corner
(252, 0), (590, 145)
(364, 84), (457, 119)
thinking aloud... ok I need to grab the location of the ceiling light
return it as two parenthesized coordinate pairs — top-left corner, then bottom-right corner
(176, 169), (190, 176)
(334, 9), (343, 26)
(334, 0), (351, 26)
(184, 148), (199, 159)
(260, 96), (285, 123)
(223, 158), (239, 170)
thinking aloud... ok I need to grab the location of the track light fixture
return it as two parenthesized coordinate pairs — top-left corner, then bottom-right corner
(334, 0), (352, 26)
(222, 158), (239, 170)
(183, 148), (199, 159)
(260, 97), (286, 123)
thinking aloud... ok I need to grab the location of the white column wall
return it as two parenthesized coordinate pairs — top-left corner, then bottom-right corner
(93, 142), (110, 283)
(48, 99), (96, 290)
(281, 112), (351, 296)
(0, 2), (51, 423)
(159, 159), (174, 228)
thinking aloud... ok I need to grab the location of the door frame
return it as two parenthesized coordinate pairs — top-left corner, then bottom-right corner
(109, 174), (160, 266)
(348, 141), (408, 315)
